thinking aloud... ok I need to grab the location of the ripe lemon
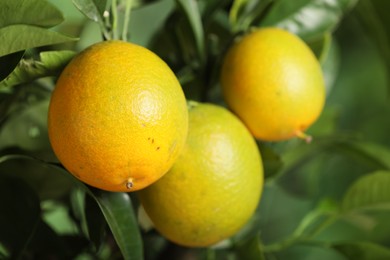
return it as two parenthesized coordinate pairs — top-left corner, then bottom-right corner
(48, 40), (188, 192)
(138, 102), (263, 247)
(220, 27), (325, 141)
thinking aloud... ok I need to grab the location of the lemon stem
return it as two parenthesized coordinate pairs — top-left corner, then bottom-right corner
(111, 0), (119, 40)
(295, 130), (312, 143)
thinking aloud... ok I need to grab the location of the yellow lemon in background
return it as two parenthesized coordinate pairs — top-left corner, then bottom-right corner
(221, 28), (325, 141)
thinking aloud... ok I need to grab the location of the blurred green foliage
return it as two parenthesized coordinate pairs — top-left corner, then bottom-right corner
(0, 0), (390, 259)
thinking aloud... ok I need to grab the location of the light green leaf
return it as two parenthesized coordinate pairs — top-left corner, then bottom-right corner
(72, 0), (110, 40)
(0, 25), (77, 57)
(0, 50), (76, 88)
(342, 171), (390, 212)
(231, 0), (274, 32)
(260, 0), (359, 40)
(229, 0), (250, 27)
(40, 51), (76, 69)
(0, 0), (64, 28)
(72, 0), (107, 22)
(333, 241), (390, 260)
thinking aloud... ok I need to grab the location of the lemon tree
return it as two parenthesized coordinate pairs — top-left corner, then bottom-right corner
(1, 0), (390, 259)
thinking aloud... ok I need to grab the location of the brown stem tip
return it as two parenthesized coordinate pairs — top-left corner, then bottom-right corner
(126, 179), (134, 189)
(295, 130), (313, 144)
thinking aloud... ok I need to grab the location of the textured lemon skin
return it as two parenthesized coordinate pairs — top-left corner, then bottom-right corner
(138, 102), (263, 247)
(48, 40), (188, 192)
(221, 28), (325, 141)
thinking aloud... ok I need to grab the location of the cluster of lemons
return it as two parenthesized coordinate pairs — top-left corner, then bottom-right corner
(48, 28), (325, 247)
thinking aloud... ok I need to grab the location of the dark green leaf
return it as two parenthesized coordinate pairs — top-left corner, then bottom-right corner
(235, 235), (265, 260)
(342, 171), (390, 212)
(0, 155), (74, 200)
(331, 141), (390, 170)
(0, 25), (77, 57)
(355, 0), (390, 93)
(175, 0), (206, 63)
(333, 241), (390, 260)
(0, 175), (41, 258)
(0, 50), (76, 88)
(85, 194), (107, 250)
(0, 154), (143, 259)
(0, 0), (64, 28)
(91, 190), (143, 260)
(0, 51), (24, 82)
(27, 219), (79, 258)
(260, 0), (359, 40)
(257, 142), (283, 179)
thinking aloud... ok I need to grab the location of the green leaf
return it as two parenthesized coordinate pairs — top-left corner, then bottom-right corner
(235, 235), (266, 260)
(0, 155), (74, 200)
(72, 0), (107, 22)
(333, 241), (390, 260)
(0, 0), (64, 28)
(307, 33), (332, 61)
(0, 175), (41, 258)
(50, 170), (144, 259)
(0, 155), (143, 259)
(355, 0), (390, 93)
(40, 51), (76, 69)
(90, 190), (143, 260)
(175, 0), (206, 63)
(260, 0), (359, 40)
(0, 50), (76, 88)
(0, 25), (77, 57)
(84, 193), (107, 250)
(257, 142), (283, 179)
(341, 171), (390, 212)
(229, 0), (250, 27)
(72, 0), (110, 40)
(332, 141), (390, 171)
(0, 51), (24, 82)
(320, 37), (341, 95)
(27, 219), (83, 258)
(230, 0), (274, 32)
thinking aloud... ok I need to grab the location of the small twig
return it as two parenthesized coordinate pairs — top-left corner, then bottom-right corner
(111, 0), (119, 40)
